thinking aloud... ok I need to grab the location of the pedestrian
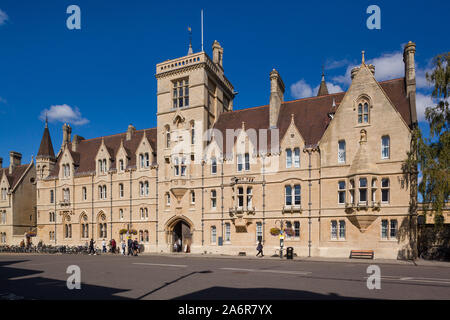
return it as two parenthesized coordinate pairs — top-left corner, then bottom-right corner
(127, 238), (133, 256)
(173, 241), (178, 253)
(133, 238), (139, 256)
(111, 239), (116, 254)
(102, 239), (107, 253)
(177, 238), (182, 253)
(89, 238), (95, 255)
(256, 240), (264, 257)
(121, 240), (126, 255)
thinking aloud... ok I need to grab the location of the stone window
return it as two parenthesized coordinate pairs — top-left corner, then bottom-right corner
(358, 99), (370, 123)
(119, 159), (124, 171)
(331, 220), (346, 240)
(166, 192), (170, 206)
(140, 153), (150, 168)
(0, 211), (6, 224)
(338, 140), (346, 163)
(256, 222), (263, 242)
(98, 185), (107, 199)
(381, 178), (390, 203)
(139, 181), (149, 197)
(294, 148), (300, 168)
(50, 190), (54, 203)
(381, 136), (390, 159)
(144, 230), (149, 243)
(371, 179), (377, 202)
(211, 189), (217, 209)
(225, 223), (231, 242)
(82, 187), (87, 201)
(211, 157), (217, 174)
(119, 209), (124, 220)
(286, 149), (292, 168)
(381, 219), (398, 240)
(173, 78), (189, 108)
(63, 188), (70, 202)
(285, 184), (301, 206)
(119, 184), (124, 198)
(190, 190), (195, 204)
(359, 178), (367, 203)
(338, 181), (346, 204)
(1, 188), (7, 200)
(211, 226), (217, 244)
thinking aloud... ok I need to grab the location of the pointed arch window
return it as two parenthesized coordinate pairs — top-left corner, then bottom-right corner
(358, 99), (370, 124)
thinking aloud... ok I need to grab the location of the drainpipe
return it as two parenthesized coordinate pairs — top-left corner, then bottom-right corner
(110, 171), (113, 241)
(129, 170), (132, 230)
(303, 146), (314, 258)
(91, 174), (94, 239)
(201, 160), (205, 246)
(221, 159), (224, 243)
(155, 165), (159, 249)
(262, 154), (266, 245)
(54, 179), (57, 244)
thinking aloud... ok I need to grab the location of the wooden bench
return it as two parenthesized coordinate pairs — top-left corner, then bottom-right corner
(350, 250), (374, 259)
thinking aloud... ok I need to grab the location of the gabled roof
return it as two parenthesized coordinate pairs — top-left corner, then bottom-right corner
(214, 77), (412, 154)
(0, 164), (31, 189)
(48, 128), (157, 178)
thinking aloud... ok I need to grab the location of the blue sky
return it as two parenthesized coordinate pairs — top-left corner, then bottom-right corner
(0, 0), (448, 164)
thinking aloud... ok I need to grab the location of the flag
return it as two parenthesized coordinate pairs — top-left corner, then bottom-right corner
(188, 26), (191, 32)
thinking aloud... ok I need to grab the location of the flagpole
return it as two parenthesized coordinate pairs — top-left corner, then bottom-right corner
(201, 9), (204, 52)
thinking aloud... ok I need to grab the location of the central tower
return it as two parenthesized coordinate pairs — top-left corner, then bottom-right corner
(155, 41), (235, 252)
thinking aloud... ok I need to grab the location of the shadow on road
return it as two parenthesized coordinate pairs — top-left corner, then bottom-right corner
(0, 260), (131, 300)
(172, 286), (366, 300)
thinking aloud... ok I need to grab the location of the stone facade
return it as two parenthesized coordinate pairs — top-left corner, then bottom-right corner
(0, 152), (36, 245)
(33, 41), (419, 259)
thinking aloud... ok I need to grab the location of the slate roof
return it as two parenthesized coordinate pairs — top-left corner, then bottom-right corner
(213, 78), (412, 154)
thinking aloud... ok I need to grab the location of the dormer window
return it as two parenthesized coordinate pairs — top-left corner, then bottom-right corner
(173, 78), (189, 108)
(62, 164), (70, 177)
(140, 153), (150, 169)
(119, 159), (124, 171)
(98, 159), (107, 174)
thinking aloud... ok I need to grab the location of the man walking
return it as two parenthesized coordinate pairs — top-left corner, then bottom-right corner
(256, 240), (264, 257)
(127, 237), (133, 256)
(89, 238), (95, 255)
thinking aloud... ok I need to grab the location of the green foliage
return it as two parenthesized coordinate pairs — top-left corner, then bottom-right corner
(404, 52), (449, 226)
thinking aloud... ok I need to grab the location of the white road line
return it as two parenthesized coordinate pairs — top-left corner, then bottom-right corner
(132, 263), (187, 268)
(365, 276), (450, 285)
(220, 267), (311, 275)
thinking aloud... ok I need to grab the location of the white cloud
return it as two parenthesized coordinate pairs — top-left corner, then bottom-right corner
(40, 104), (89, 125)
(415, 93), (434, 122)
(291, 78), (343, 99)
(290, 79), (313, 99)
(416, 93), (450, 123)
(0, 9), (8, 25)
(313, 82), (343, 95)
(367, 52), (404, 81)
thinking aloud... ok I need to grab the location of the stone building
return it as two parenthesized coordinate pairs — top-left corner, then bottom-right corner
(34, 41), (418, 259)
(0, 152), (36, 245)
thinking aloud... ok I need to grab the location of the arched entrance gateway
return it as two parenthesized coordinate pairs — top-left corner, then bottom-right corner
(166, 217), (193, 253)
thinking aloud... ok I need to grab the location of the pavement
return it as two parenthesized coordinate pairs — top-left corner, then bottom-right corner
(139, 251), (450, 267)
(1, 253), (449, 300)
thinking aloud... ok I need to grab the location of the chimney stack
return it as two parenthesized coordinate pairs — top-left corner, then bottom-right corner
(403, 41), (417, 124)
(62, 123), (72, 146)
(9, 151), (22, 174)
(126, 124), (136, 141)
(269, 69), (285, 128)
(72, 134), (85, 152)
(212, 40), (224, 70)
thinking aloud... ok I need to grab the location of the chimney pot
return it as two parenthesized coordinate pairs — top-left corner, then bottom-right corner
(9, 151), (22, 174)
(269, 69), (285, 128)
